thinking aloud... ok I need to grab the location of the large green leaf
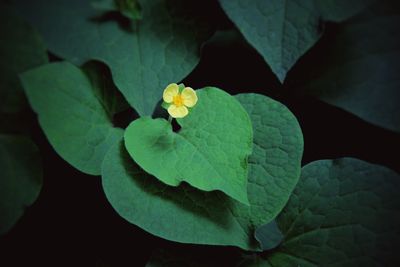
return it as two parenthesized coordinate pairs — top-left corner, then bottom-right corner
(0, 134), (42, 235)
(124, 88), (253, 205)
(14, 0), (214, 116)
(20, 62), (123, 175)
(146, 158), (400, 266)
(247, 158), (400, 266)
(102, 93), (303, 250)
(293, 1), (400, 132)
(0, 3), (47, 114)
(219, 0), (373, 82)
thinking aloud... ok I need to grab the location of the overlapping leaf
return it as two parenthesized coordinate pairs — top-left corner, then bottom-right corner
(0, 3), (46, 235)
(292, 1), (400, 132)
(219, 0), (373, 82)
(254, 220), (283, 251)
(102, 93), (303, 250)
(14, 0), (215, 116)
(124, 88), (253, 205)
(0, 135), (42, 235)
(146, 158), (400, 266)
(245, 158), (400, 266)
(20, 62), (123, 175)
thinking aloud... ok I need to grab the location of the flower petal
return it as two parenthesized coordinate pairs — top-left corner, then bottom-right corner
(168, 104), (188, 118)
(163, 83), (179, 103)
(181, 87), (198, 107)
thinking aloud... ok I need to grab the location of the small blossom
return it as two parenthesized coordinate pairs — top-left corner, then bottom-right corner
(162, 83), (198, 118)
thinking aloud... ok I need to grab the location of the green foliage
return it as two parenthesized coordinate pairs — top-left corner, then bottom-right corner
(145, 158), (400, 266)
(0, 3), (47, 114)
(15, 0), (214, 116)
(254, 220), (283, 251)
(247, 158), (400, 266)
(0, 3), (46, 236)
(102, 93), (302, 250)
(4, 0), (399, 264)
(124, 88), (253, 205)
(20, 62), (123, 175)
(294, 1), (400, 132)
(0, 135), (42, 235)
(219, 0), (373, 82)
(235, 93), (303, 223)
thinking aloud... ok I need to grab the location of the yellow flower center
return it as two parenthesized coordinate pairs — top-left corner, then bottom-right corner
(173, 94), (184, 107)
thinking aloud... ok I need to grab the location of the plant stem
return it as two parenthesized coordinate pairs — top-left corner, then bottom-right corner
(168, 115), (173, 123)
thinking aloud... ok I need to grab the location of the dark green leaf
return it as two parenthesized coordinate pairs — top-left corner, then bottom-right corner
(253, 158), (400, 266)
(20, 62), (123, 175)
(0, 134), (42, 235)
(15, 0), (214, 116)
(219, 0), (373, 82)
(235, 93), (303, 223)
(102, 93), (303, 250)
(124, 88), (253, 205)
(0, 3), (47, 114)
(293, 1), (400, 132)
(254, 220), (283, 251)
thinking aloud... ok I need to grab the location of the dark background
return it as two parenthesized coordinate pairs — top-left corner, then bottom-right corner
(1, 3), (399, 266)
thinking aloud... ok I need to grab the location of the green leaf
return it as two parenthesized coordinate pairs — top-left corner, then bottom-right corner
(14, 0), (214, 116)
(219, 0), (373, 82)
(293, 1), (400, 132)
(102, 93), (303, 250)
(0, 3), (48, 114)
(235, 93), (303, 223)
(20, 62), (123, 175)
(124, 88), (252, 205)
(0, 134), (42, 235)
(251, 158), (400, 266)
(145, 158), (400, 266)
(254, 220), (283, 251)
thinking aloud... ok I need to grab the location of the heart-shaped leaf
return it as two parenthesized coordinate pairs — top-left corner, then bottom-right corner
(102, 93), (303, 250)
(14, 0), (215, 116)
(0, 135), (42, 235)
(291, 1), (400, 132)
(124, 88), (253, 205)
(219, 0), (373, 82)
(20, 62), (123, 175)
(242, 158), (400, 266)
